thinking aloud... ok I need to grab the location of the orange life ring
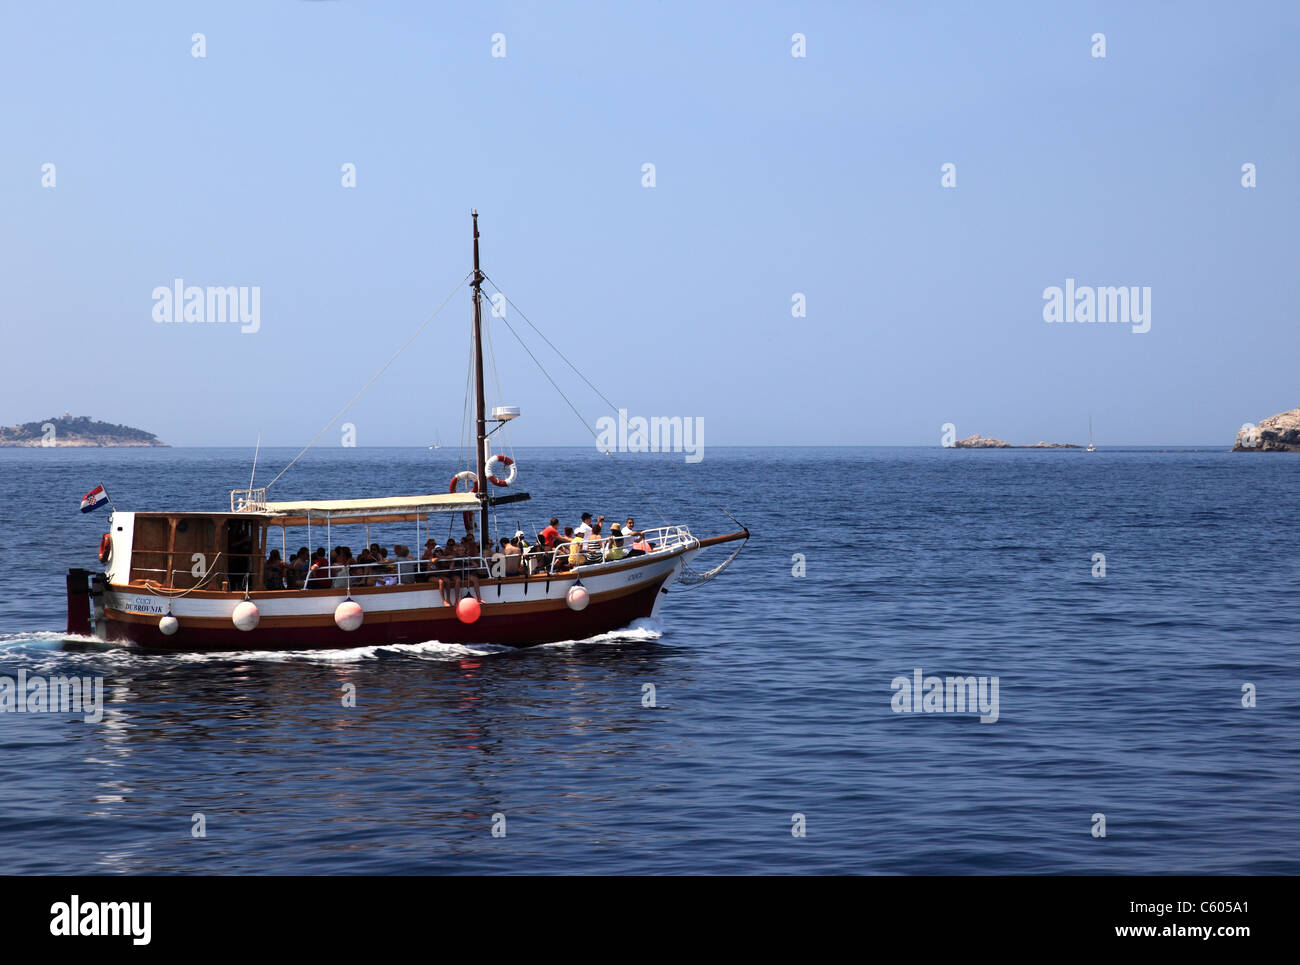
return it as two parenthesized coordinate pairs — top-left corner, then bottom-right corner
(486, 454), (516, 487)
(98, 533), (112, 564)
(449, 470), (478, 494)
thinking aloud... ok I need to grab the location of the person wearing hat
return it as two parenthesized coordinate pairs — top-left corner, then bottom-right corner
(605, 523), (625, 561)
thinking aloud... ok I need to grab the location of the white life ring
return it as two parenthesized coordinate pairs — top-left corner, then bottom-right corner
(486, 454), (516, 487)
(449, 470), (479, 494)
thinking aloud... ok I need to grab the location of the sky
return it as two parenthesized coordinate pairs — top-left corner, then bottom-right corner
(2, 1), (1297, 447)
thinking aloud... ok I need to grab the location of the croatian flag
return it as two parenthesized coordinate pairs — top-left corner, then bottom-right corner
(80, 485), (109, 514)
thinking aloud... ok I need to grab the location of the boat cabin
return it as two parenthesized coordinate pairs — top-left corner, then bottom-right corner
(108, 511), (269, 592)
(103, 490), (488, 592)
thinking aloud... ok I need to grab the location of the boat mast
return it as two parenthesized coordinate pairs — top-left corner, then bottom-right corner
(471, 209), (490, 550)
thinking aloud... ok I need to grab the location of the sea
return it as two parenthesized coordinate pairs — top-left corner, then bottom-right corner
(0, 445), (1296, 875)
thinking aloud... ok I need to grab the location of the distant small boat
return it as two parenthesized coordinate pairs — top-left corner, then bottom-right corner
(1086, 416), (1096, 452)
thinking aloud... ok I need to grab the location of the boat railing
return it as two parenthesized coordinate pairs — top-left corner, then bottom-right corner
(545, 524), (696, 573)
(231, 488), (268, 512)
(128, 526), (698, 591)
(292, 556), (500, 589)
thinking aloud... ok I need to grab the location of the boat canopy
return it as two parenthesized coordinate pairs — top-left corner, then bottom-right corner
(258, 492), (481, 527)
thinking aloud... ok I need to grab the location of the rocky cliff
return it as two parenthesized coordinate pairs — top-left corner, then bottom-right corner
(1233, 408), (1300, 451)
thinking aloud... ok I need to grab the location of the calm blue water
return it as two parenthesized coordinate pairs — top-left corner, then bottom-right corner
(1, 445), (1296, 874)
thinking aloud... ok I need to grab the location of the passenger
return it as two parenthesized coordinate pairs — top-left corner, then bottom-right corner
(565, 529), (586, 571)
(539, 517), (560, 549)
(264, 549), (286, 590)
(489, 538), (507, 578)
(419, 538), (439, 581)
(305, 548), (331, 588)
(584, 523), (604, 557)
(355, 547), (377, 586)
(631, 531), (655, 555)
(502, 536), (523, 575)
(459, 537), (482, 601)
(393, 545), (417, 585)
(435, 540), (457, 606)
(374, 546), (395, 584)
(605, 524), (625, 561)
(522, 537), (545, 575)
(286, 547), (310, 589)
(331, 548), (354, 589)
(575, 513), (595, 540)
(624, 517), (636, 540)
(548, 527), (572, 572)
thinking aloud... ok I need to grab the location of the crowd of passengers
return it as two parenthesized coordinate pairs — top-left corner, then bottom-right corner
(262, 514), (660, 602)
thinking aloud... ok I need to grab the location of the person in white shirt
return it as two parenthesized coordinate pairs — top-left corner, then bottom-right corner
(393, 545), (417, 584)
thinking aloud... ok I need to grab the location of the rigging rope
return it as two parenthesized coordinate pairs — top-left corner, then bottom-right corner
(265, 271), (473, 490)
(490, 300), (673, 528)
(143, 552), (224, 598)
(483, 275), (746, 533)
(677, 539), (747, 588)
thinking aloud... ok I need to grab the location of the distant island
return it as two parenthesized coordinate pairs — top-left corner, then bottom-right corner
(0, 415), (168, 447)
(953, 434), (1081, 450)
(1233, 408), (1300, 451)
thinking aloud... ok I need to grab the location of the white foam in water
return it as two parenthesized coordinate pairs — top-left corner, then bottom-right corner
(537, 617), (664, 650)
(0, 619), (664, 665)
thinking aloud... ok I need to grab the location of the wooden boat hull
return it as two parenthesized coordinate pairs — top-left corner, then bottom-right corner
(91, 547), (696, 653)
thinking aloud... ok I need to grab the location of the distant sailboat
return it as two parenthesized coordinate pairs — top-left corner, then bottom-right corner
(427, 432), (441, 450)
(1086, 416), (1096, 452)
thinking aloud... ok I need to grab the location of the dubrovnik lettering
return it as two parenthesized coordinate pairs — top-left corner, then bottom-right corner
(891, 668), (999, 723)
(595, 408), (705, 463)
(1042, 278), (1150, 334)
(0, 671), (103, 723)
(151, 279), (261, 334)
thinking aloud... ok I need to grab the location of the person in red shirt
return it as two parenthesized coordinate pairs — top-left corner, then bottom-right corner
(539, 517), (560, 548)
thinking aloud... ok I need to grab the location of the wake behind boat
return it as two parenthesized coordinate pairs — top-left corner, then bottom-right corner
(66, 212), (748, 653)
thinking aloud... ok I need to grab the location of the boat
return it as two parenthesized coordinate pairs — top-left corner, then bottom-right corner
(65, 212), (749, 652)
(1086, 416), (1096, 452)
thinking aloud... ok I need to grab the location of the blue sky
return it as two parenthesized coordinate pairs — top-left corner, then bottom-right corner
(2, 1), (1297, 446)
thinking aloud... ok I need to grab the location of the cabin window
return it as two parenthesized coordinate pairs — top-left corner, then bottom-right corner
(168, 516), (218, 589)
(126, 514), (265, 591)
(128, 516), (172, 584)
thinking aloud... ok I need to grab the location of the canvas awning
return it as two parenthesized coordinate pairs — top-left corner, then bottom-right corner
(261, 492), (480, 527)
